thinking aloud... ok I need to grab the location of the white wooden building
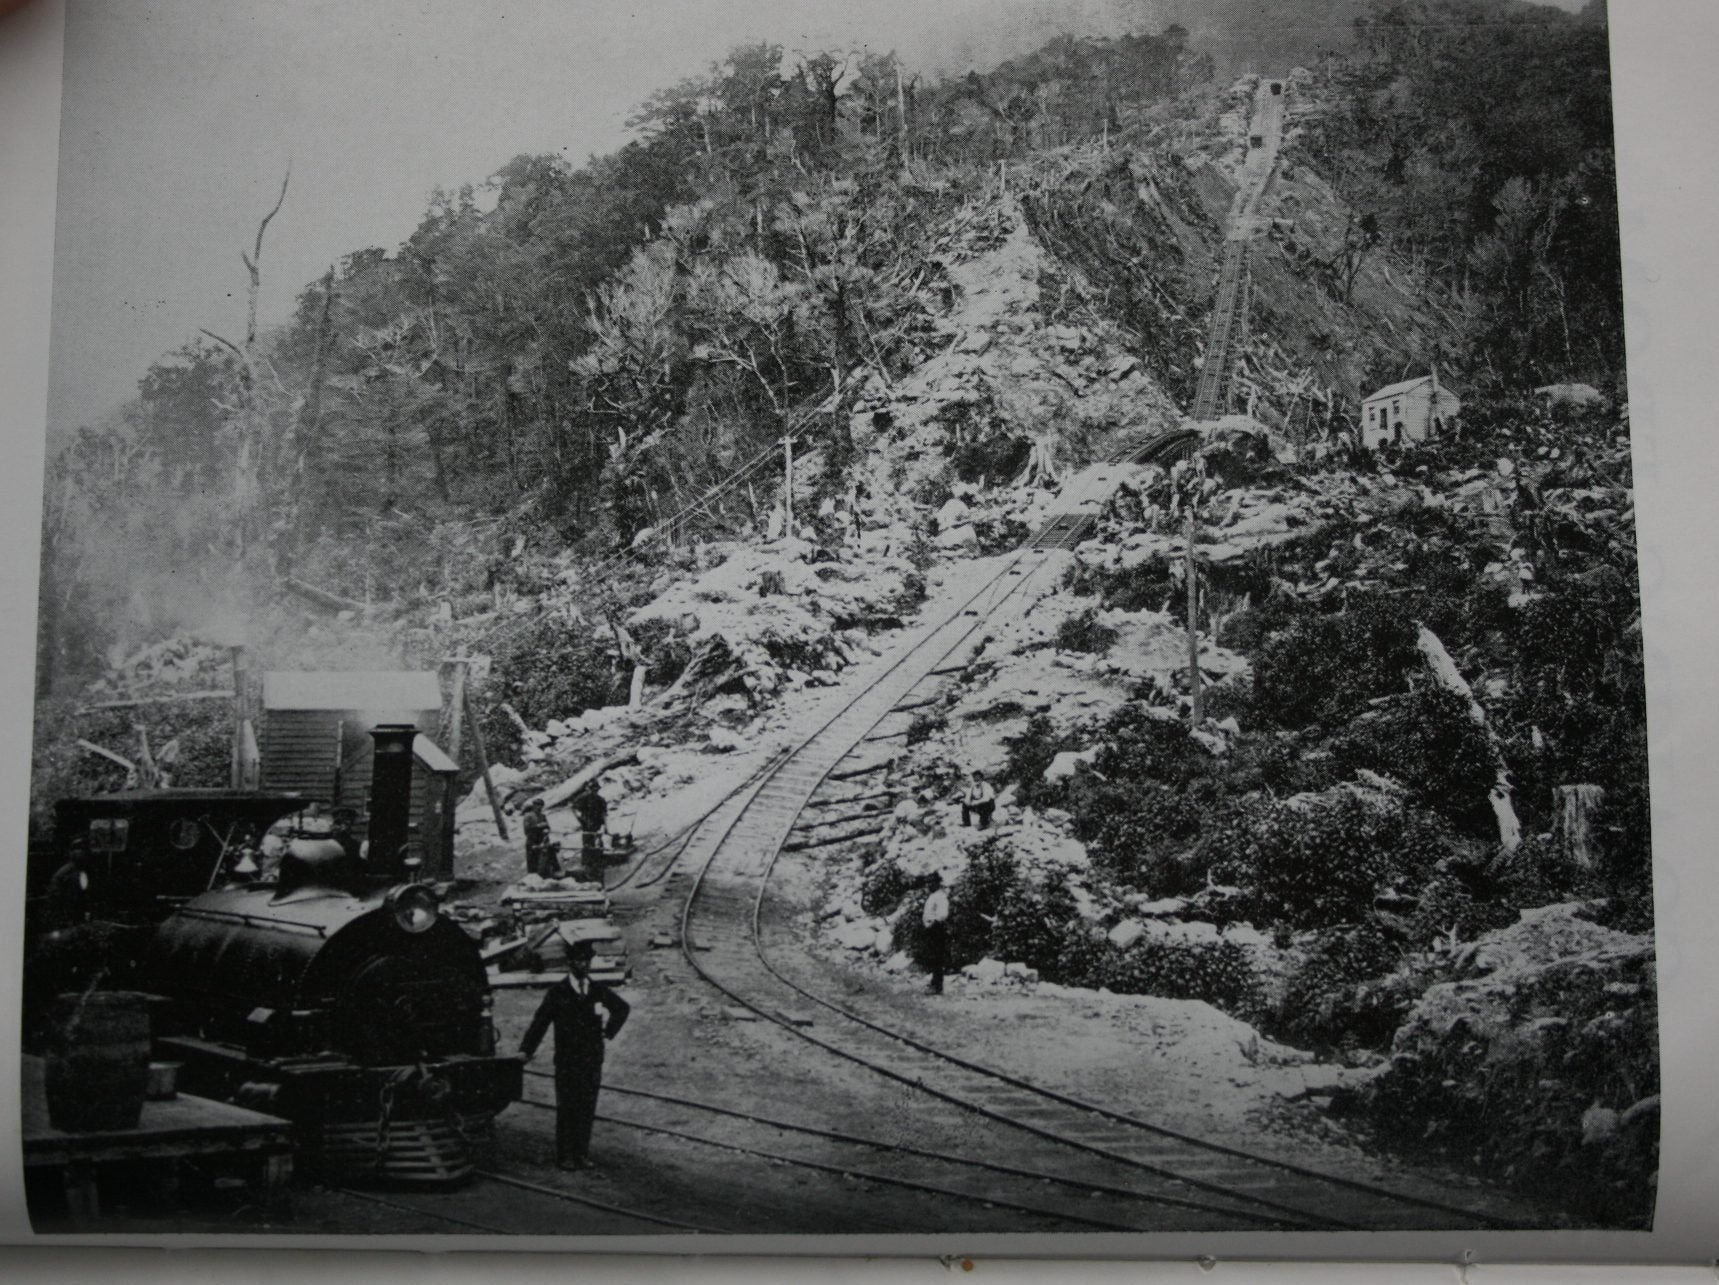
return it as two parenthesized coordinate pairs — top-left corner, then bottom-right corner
(1360, 374), (1462, 450)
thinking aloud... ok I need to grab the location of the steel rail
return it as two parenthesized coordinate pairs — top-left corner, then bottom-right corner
(472, 1167), (717, 1233)
(513, 1088), (1151, 1232)
(517, 1070), (1304, 1230)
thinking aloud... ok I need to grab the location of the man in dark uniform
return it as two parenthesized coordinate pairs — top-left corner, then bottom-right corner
(518, 937), (629, 1170)
(41, 837), (98, 933)
(522, 798), (558, 878)
(572, 783), (608, 882)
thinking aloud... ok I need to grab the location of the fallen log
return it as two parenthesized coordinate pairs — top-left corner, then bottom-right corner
(1414, 623), (1521, 854)
(829, 759), (894, 782)
(531, 749), (641, 812)
(77, 690), (233, 714)
(76, 739), (136, 772)
(282, 576), (367, 614)
(783, 825), (887, 854)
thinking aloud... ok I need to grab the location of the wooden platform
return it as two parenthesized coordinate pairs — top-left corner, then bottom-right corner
(22, 1055), (294, 1221)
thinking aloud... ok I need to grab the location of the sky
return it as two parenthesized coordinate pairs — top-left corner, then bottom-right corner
(47, 0), (1587, 436)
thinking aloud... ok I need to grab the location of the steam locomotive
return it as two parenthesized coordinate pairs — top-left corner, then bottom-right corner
(27, 725), (521, 1185)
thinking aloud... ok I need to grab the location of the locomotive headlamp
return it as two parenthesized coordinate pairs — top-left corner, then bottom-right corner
(387, 884), (439, 934)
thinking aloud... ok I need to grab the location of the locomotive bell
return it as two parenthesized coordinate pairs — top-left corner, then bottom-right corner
(367, 724), (418, 879)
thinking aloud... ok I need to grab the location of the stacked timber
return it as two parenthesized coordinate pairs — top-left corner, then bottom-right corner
(485, 876), (630, 985)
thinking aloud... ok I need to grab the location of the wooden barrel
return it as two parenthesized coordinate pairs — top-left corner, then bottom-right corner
(43, 990), (152, 1132)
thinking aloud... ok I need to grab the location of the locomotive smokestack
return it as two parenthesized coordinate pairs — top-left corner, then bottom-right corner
(367, 724), (417, 878)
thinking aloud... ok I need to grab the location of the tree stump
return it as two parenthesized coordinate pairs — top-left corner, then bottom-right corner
(1552, 784), (1606, 870)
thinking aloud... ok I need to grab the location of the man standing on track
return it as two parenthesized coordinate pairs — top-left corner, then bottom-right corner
(519, 937), (630, 1171)
(921, 872), (951, 995)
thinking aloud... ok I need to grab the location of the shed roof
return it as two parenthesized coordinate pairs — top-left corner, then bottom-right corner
(263, 670), (442, 712)
(1365, 375), (1434, 402)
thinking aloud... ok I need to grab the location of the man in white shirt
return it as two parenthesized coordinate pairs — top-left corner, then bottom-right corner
(961, 771), (996, 830)
(921, 872), (951, 994)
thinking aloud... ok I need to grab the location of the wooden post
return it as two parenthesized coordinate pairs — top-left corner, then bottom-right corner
(228, 646), (247, 788)
(442, 659), (468, 869)
(896, 64), (910, 179)
(1186, 506), (1202, 727)
(331, 719), (345, 807)
(461, 686), (510, 841)
(783, 434), (795, 539)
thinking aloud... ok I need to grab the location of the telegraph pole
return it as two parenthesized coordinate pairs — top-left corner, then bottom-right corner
(1186, 505), (1202, 727)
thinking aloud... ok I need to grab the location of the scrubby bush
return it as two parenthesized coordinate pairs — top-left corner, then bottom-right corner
(987, 875), (1086, 976)
(906, 708), (947, 746)
(1001, 713), (1073, 808)
(1095, 939), (1264, 1018)
(1332, 688), (1499, 835)
(948, 841), (1020, 967)
(1271, 922), (1410, 1051)
(1054, 607), (1119, 655)
(1201, 794), (1419, 930)
(482, 618), (621, 763)
(861, 860), (914, 916)
(1073, 555), (1178, 615)
(950, 431), (1031, 485)
(30, 696), (232, 835)
(973, 514), (1031, 556)
(1354, 940), (1659, 1227)
(1081, 782), (1206, 894)
(1252, 597), (1417, 729)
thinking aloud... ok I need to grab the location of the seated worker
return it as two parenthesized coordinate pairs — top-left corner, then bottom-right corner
(960, 770), (996, 830)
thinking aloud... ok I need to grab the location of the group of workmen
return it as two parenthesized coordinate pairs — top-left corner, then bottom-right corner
(515, 781), (627, 1170)
(521, 781), (610, 882)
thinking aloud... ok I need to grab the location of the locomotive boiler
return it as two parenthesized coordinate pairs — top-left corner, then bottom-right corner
(133, 725), (520, 1184)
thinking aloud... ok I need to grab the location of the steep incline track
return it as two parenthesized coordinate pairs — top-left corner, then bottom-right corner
(663, 512), (1524, 1232)
(1189, 80), (1287, 422)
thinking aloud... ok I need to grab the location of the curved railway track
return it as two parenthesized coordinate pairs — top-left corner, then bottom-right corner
(656, 524), (1523, 1233)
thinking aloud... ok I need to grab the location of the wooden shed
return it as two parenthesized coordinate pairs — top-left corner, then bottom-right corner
(260, 671), (457, 875)
(1361, 373), (1463, 451)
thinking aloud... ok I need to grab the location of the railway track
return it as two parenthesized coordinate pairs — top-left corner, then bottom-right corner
(654, 523), (1525, 1233)
(332, 1169), (714, 1235)
(604, 749), (791, 893)
(517, 1071), (1293, 1232)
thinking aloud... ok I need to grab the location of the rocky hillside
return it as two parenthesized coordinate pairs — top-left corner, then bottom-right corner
(32, 5), (1647, 1225)
(811, 380), (1651, 1224)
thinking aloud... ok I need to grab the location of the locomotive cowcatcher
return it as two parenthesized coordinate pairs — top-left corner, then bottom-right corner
(27, 724), (522, 1186)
